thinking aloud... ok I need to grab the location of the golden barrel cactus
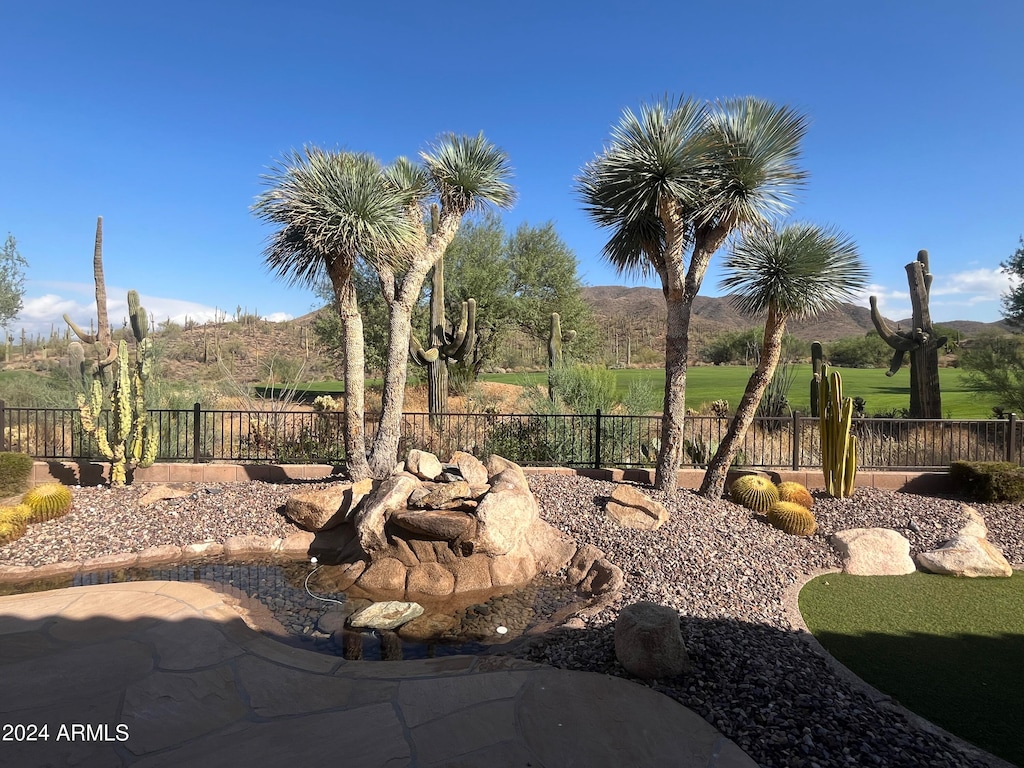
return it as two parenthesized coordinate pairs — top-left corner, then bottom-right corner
(777, 481), (813, 510)
(22, 483), (73, 522)
(767, 501), (817, 536)
(729, 475), (779, 513)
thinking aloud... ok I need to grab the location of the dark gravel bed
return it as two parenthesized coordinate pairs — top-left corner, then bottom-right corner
(1, 477), (1021, 767)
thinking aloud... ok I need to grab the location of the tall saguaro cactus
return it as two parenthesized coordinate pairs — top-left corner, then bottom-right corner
(809, 341), (824, 417)
(547, 312), (576, 400)
(818, 363), (857, 498)
(65, 217), (157, 486)
(870, 250), (946, 418)
(409, 207), (477, 426)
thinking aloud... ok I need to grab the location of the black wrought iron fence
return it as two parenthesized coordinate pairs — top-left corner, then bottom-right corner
(1, 400), (1019, 470)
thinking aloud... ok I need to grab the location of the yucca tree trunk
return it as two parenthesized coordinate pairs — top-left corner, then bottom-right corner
(369, 296), (417, 477)
(699, 305), (787, 498)
(330, 266), (369, 481)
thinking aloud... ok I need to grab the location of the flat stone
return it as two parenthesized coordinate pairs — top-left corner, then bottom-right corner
(916, 534), (1013, 577)
(135, 545), (183, 567)
(830, 528), (916, 576)
(181, 542), (225, 560)
(605, 485), (669, 530)
(407, 538), (437, 563)
(0, 565), (35, 582)
(409, 480), (472, 509)
(223, 535), (278, 557)
(349, 600), (424, 630)
(406, 562), (456, 596)
(81, 552), (141, 571)
(390, 508), (476, 540)
(406, 449), (443, 481)
(284, 482), (372, 531)
(279, 532), (315, 558)
(451, 451), (489, 486)
(139, 484), (190, 505)
(310, 560), (365, 592)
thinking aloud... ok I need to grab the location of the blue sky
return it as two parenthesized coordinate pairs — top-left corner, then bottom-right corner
(2, 0), (1022, 339)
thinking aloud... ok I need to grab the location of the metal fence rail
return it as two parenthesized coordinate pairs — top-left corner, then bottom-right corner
(0, 400), (1019, 470)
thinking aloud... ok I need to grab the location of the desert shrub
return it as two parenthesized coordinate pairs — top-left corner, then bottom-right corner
(949, 461), (1024, 502)
(483, 416), (566, 465)
(549, 364), (617, 414)
(0, 452), (33, 496)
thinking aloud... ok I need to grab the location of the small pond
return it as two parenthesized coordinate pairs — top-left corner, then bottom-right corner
(1, 557), (585, 661)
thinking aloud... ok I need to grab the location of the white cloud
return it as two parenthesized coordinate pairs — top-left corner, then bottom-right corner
(262, 312), (293, 323)
(931, 267), (1012, 298)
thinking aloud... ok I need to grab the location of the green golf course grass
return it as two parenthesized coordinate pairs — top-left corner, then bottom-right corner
(480, 365), (998, 418)
(799, 571), (1024, 766)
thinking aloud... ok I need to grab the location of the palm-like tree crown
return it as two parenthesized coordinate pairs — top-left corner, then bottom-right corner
(420, 132), (516, 216)
(720, 222), (868, 319)
(578, 95), (809, 277)
(252, 147), (417, 286)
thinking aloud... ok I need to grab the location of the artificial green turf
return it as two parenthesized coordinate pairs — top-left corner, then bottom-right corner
(799, 571), (1024, 766)
(480, 366), (997, 418)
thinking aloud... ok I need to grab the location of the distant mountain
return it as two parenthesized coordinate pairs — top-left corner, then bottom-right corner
(581, 286), (1009, 344)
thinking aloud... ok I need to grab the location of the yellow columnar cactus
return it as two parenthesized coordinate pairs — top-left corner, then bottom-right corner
(818, 363), (857, 498)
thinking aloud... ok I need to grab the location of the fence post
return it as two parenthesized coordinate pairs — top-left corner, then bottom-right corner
(1008, 413), (1018, 463)
(594, 408), (602, 469)
(792, 410), (800, 470)
(193, 402), (201, 464)
(0, 399), (5, 452)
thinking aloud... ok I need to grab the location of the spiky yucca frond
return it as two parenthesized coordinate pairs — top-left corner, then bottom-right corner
(420, 132), (516, 216)
(767, 501), (817, 536)
(22, 483), (73, 522)
(729, 474), (779, 513)
(777, 481), (814, 510)
(253, 147), (419, 287)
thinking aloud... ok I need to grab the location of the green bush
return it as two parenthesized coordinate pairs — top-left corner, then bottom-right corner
(549, 364), (617, 414)
(0, 452), (33, 496)
(949, 461), (1024, 502)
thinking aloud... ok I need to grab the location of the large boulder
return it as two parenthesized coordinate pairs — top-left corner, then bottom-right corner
(830, 528), (916, 576)
(352, 474), (419, 554)
(451, 451), (489, 486)
(614, 602), (691, 680)
(916, 535), (1013, 577)
(285, 479), (374, 531)
(605, 485), (669, 530)
(472, 467), (539, 556)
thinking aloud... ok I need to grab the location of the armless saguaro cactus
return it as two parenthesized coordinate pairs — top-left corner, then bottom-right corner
(809, 341), (824, 417)
(547, 312), (576, 400)
(65, 218), (157, 485)
(869, 250), (946, 418)
(409, 207), (477, 426)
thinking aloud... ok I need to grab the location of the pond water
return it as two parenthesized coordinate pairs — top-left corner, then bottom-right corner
(1, 557), (584, 661)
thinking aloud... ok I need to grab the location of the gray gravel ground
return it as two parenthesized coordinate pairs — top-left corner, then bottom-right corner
(1, 476), (1021, 768)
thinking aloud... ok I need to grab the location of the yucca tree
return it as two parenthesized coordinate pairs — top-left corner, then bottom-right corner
(253, 148), (418, 481)
(698, 223), (868, 498)
(366, 132), (515, 477)
(579, 96), (808, 491)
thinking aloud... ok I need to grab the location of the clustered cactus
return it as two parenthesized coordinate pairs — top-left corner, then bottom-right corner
(767, 501), (817, 536)
(818, 362), (857, 498)
(730, 477), (817, 536)
(66, 218), (158, 486)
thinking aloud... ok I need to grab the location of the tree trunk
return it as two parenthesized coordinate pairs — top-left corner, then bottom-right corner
(700, 307), (787, 498)
(655, 290), (691, 491)
(330, 266), (369, 481)
(368, 295), (417, 477)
